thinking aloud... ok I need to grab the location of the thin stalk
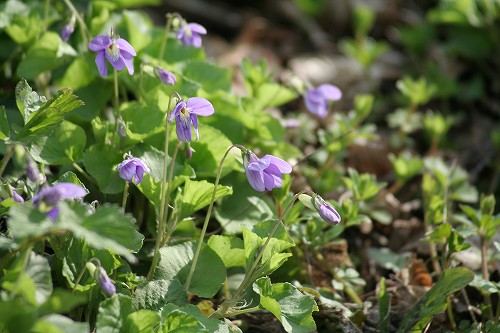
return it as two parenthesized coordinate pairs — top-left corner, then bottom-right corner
(446, 297), (458, 332)
(160, 142), (180, 247)
(330, 263), (363, 306)
(158, 13), (179, 60)
(480, 236), (495, 319)
(184, 144), (247, 291)
(0, 145), (15, 178)
(121, 181), (129, 211)
(61, 0), (90, 44)
(214, 306), (261, 318)
(111, 69), (120, 146)
(72, 163), (95, 185)
(44, 0), (50, 31)
(147, 92), (181, 280)
(232, 190), (311, 300)
(10, 245), (34, 299)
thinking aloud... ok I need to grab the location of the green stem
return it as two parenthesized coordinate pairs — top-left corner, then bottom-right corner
(213, 306), (261, 319)
(122, 181), (129, 211)
(232, 190), (312, 300)
(184, 144), (247, 291)
(446, 296), (458, 332)
(158, 13), (178, 60)
(160, 142), (180, 247)
(44, 0), (50, 31)
(480, 236), (495, 319)
(112, 69), (120, 146)
(61, 0), (90, 45)
(147, 92), (181, 281)
(0, 145), (15, 178)
(72, 163), (95, 185)
(10, 245), (34, 299)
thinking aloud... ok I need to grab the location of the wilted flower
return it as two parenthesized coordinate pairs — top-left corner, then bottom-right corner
(243, 151), (292, 192)
(176, 22), (207, 48)
(95, 267), (116, 297)
(313, 195), (341, 225)
(168, 97), (214, 142)
(156, 67), (176, 85)
(88, 30), (136, 78)
(304, 84), (342, 118)
(116, 155), (151, 185)
(33, 183), (88, 221)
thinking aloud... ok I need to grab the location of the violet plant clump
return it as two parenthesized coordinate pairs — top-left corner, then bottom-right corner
(168, 97), (214, 142)
(88, 30), (137, 78)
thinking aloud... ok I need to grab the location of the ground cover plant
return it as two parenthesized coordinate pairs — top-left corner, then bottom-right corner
(0, 0), (499, 332)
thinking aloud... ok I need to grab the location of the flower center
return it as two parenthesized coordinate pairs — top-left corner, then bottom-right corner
(106, 42), (120, 62)
(179, 107), (190, 123)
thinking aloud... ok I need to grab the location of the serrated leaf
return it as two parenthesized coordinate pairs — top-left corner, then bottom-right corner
(396, 267), (474, 333)
(96, 294), (134, 333)
(8, 203), (54, 239)
(159, 307), (208, 333)
(155, 242), (226, 298)
(15, 79), (47, 123)
(207, 235), (245, 267)
(29, 121), (86, 164)
(133, 279), (187, 310)
(123, 310), (159, 333)
(14, 86), (84, 144)
(177, 179), (233, 220)
(254, 277), (318, 333)
(58, 203), (144, 263)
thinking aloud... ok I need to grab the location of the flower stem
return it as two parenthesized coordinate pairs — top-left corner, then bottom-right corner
(231, 190), (311, 300)
(147, 92), (181, 281)
(44, 0), (50, 31)
(0, 145), (15, 178)
(480, 236), (495, 319)
(160, 142), (180, 247)
(121, 181), (129, 211)
(184, 144), (247, 292)
(111, 69), (120, 146)
(61, 0), (90, 45)
(158, 13), (178, 60)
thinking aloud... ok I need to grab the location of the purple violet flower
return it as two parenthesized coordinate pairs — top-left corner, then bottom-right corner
(304, 84), (342, 118)
(313, 195), (341, 225)
(95, 267), (116, 297)
(10, 186), (24, 203)
(168, 97), (214, 142)
(116, 156), (151, 185)
(88, 32), (136, 78)
(243, 151), (292, 192)
(156, 68), (176, 85)
(26, 159), (40, 183)
(176, 22), (207, 48)
(33, 183), (88, 221)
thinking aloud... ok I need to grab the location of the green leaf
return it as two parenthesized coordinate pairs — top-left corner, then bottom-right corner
(378, 277), (390, 333)
(1, 251), (53, 305)
(38, 289), (88, 316)
(397, 267), (474, 333)
(0, 106), (11, 139)
(58, 56), (95, 91)
(58, 203), (144, 262)
(133, 279), (188, 310)
(177, 179), (233, 220)
(207, 235), (245, 267)
(123, 310), (159, 333)
(32, 314), (90, 333)
(189, 124), (235, 178)
(29, 121), (86, 164)
(15, 79), (47, 123)
(0, 298), (37, 333)
(8, 203), (54, 239)
(2, 0), (44, 44)
(183, 60), (232, 93)
(14, 85), (84, 144)
(16, 32), (73, 79)
(159, 306), (208, 333)
(83, 144), (123, 194)
(155, 242), (226, 298)
(255, 82), (297, 108)
(253, 277), (318, 333)
(122, 102), (165, 143)
(96, 294), (134, 333)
